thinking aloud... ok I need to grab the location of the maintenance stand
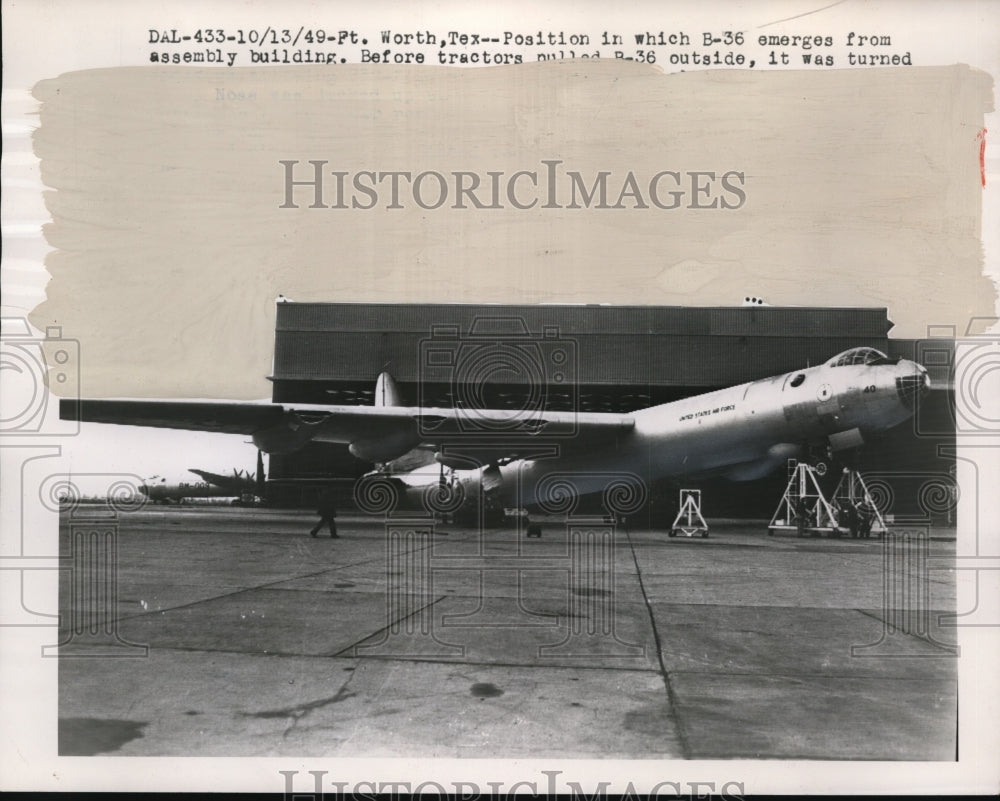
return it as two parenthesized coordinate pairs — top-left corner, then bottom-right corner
(670, 489), (709, 538)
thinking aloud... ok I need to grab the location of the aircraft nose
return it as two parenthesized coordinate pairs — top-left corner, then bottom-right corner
(895, 361), (930, 409)
(918, 363), (931, 395)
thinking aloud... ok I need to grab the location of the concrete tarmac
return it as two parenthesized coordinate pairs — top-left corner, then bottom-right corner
(57, 506), (957, 759)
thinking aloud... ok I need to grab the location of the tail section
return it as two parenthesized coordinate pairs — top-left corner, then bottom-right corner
(374, 371), (401, 407)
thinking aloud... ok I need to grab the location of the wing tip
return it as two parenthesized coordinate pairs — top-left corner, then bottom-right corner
(58, 397), (80, 421)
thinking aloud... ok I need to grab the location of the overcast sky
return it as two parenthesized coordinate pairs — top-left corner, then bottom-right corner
(58, 422), (262, 497)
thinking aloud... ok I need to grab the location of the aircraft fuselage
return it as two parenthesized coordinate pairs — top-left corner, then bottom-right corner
(420, 352), (929, 510)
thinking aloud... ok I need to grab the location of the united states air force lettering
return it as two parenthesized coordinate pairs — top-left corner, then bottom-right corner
(680, 404), (736, 423)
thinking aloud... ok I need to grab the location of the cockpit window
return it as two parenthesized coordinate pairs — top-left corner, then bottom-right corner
(789, 373), (805, 387)
(827, 347), (894, 367)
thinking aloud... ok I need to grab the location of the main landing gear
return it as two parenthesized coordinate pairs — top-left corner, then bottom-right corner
(769, 460), (838, 537)
(769, 459), (886, 538)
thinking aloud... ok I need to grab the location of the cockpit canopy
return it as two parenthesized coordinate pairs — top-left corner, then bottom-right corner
(827, 347), (897, 367)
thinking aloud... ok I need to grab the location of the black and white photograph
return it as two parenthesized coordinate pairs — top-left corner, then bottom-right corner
(1, 0), (998, 795)
(55, 301), (960, 764)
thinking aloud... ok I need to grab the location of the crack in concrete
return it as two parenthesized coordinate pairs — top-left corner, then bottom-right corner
(624, 527), (691, 758)
(240, 671), (359, 739)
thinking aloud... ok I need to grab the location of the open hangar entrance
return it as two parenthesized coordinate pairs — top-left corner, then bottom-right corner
(264, 302), (955, 524)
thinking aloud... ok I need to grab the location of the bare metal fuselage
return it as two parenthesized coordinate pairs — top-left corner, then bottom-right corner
(139, 481), (242, 503)
(403, 354), (928, 510)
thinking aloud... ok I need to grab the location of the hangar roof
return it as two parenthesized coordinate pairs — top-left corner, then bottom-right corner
(275, 302), (893, 338)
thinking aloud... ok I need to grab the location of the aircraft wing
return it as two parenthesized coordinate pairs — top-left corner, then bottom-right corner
(60, 399), (285, 435)
(61, 399), (635, 462)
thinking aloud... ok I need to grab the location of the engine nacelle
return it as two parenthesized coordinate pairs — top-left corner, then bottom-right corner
(455, 465), (506, 527)
(409, 465), (507, 528)
(349, 431), (422, 462)
(251, 414), (321, 454)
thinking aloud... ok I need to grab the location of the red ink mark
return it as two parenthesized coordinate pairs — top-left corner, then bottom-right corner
(977, 128), (987, 187)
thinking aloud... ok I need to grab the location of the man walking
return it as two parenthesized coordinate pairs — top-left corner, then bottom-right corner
(311, 488), (339, 538)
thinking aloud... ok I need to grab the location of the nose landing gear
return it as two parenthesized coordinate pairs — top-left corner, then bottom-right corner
(768, 460), (838, 537)
(769, 459), (886, 538)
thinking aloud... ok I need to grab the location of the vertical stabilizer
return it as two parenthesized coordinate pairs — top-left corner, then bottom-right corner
(375, 372), (401, 407)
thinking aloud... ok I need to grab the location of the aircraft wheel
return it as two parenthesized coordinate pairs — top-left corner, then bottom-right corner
(668, 529), (677, 537)
(701, 531), (709, 538)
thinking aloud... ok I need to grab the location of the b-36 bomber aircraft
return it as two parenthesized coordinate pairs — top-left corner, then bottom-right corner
(139, 457), (266, 504)
(61, 347), (929, 525)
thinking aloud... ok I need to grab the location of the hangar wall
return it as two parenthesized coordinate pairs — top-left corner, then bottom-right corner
(266, 302), (955, 522)
(270, 303), (895, 405)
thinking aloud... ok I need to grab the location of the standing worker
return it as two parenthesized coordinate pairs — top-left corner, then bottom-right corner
(311, 487), (339, 538)
(856, 501), (874, 539)
(845, 500), (860, 539)
(794, 496), (809, 538)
